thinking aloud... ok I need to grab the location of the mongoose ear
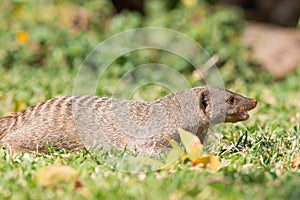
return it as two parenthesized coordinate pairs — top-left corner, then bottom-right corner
(199, 90), (209, 112)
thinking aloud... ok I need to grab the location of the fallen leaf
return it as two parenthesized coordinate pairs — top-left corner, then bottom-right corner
(36, 165), (79, 187)
(208, 155), (221, 171)
(166, 136), (185, 156)
(165, 149), (182, 167)
(192, 155), (210, 167)
(125, 129), (222, 172)
(178, 128), (203, 161)
(192, 155), (221, 170)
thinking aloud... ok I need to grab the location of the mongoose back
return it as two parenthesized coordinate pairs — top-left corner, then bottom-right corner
(0, 86), (257, 154)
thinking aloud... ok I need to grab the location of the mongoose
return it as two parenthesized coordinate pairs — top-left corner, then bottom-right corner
(0, 86), (257, 154)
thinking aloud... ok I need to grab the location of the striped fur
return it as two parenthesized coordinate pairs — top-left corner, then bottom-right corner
(0, 86), (257, 154)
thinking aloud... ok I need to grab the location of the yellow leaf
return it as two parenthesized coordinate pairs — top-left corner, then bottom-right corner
(165, 149), (182, 167)
(178, 128), (203, 160)
(208, 154), (221, 171)
(5, 100), (27, 116)
(191, 154), (221, 171)
(192, 155), (210, 167)
(166, 136), (185, 156)
(36, 165), (79, 187)
(165, 129), (221, 171)
(14, 100), (26, 112)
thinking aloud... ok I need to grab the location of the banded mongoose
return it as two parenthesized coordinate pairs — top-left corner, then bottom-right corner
(0, 86), (257, 154)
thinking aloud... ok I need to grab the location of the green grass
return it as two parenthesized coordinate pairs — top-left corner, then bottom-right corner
(0, 65), (300, 200)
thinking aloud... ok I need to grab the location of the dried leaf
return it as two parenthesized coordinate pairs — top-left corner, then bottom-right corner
(178, 128), (203, 161)
(192, 155), (210, 167)
(291, 156), (300, 168)
(208, 155), (221, 171)
(163, 129), (221, 171)
(36, 165), (79, 187)
(165, 149), (182, 167)
(192, 155), (221, 170)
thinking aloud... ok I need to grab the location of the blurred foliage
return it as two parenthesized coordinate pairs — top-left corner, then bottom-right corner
(0, 0), (259, 85)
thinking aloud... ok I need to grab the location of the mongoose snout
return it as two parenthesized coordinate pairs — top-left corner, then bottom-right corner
(224, 94), (257, 123)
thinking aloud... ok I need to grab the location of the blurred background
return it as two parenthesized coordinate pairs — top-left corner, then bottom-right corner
(0, 0), (299, 113)
(1, 2), (300, 199)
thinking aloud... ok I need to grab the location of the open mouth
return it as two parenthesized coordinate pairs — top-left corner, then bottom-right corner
(226, 112), (250, 122)
(225, 99), (257, 123)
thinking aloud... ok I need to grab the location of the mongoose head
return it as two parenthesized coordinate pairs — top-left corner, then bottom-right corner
(194, 86), (257, 125)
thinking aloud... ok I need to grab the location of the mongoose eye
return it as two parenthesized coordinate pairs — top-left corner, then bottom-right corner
(227, 97), (236, 105)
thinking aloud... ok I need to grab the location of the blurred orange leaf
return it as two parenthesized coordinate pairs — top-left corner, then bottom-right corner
(208, 154), (221, 171)
(16, 30), (30, 44)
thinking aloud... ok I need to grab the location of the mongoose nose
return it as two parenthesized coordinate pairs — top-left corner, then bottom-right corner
(252, 99), (257, 106)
